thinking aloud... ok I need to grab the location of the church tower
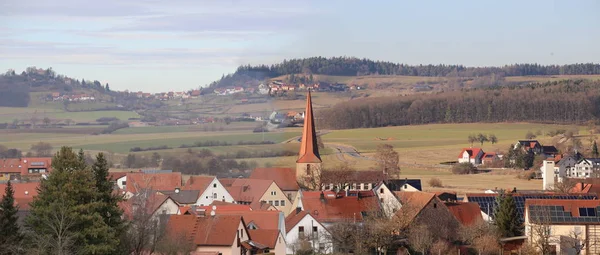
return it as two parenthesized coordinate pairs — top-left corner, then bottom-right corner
(296, 90), (322, 189)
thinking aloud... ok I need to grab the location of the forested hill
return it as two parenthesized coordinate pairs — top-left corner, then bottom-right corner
(0, 67), (111, 107)
(318, 79), (600, 129)
(208, 56), (600, 88)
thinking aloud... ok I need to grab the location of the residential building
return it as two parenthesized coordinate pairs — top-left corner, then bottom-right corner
(183, 176), (235, 206)
(124, 172), (182, 198)
(558, 153), (583, 178)
(482, 152), (500, 165)
(296, 90), (322, 189)
(374, 182), (402, 217)
(385, 178), (422, 192)
(249, 168), (300, 203)
(226, 179), (292, 215)
(0, 157), (52, 180)
(525, 199), (600, 254)
(515, 140), (543, 154)
(298, 190), (381, 227)
(285, 209), (332, 254)
(321, 170), (386, 191)
(108, 172), (127, 190)
(445, 202), (484, 227)
(248, 229), (287, 255)
(121, 192), (180, 220)
(458, 148), (484, 165)
(572, 158), (600, 178)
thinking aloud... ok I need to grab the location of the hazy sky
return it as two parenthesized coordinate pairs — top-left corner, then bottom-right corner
(1, 0), (599, 92)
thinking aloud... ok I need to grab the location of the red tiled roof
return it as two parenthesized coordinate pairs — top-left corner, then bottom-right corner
(301, 190), (380, 223)
(226, 179), (274, 206)
(394, 191), (437, 223)
(108, 172), (127, 180)
(285, 210), (310, 233)
(15, 197), (33, 210)
(125, 172), (182, 194)
(216, 210), (281, 230)
(0, 157), (52, 175)
(166, 214), (244, 246)
(184, 176), (215, 192)
(0, 182), (39, 199)
(445, 202), (484, 226)
(525, 199), (600, 217)
(120, 192), (171, 219)
(297, 90), (322, 164)
(458, 148), (483, 159)
(218, 178), (237, 187)
(248, 229), (280, 249)
(249, 168), (299, 191)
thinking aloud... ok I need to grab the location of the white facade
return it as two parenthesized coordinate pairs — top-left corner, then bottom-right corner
(458, 149), (484, 165)
(153, 197), (180, 217)
(116, 176), (127, 190)
(375, 183), (402, 217)
(196, 178), (235, 206)
(572, 159), (600, 178)
(542, 160), (556, 190)
(286, 213), (332, 254)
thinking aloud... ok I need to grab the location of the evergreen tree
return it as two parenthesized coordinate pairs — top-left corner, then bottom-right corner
(494, 192), (523, 237)
(26, 147), (118, 255)
(593, 141), (599, 158)
(0, 180), (23, 253)
(92, 153), (126, 247)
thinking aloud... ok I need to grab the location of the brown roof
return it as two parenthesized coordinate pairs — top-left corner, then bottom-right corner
(301, 191), (381, 223)
(297, 90), (322, 164)
(125, 172), (182, 194)
(285, 210), (310, 233)
(394, 191), (437, 223)
(445, 202), (484, 226)
(159, 190), (200, 204)
(0, 182), (39, 199)
(217, 210), (281, 230)
(184, 176), (215, 191)
(108, 172), (127, 180)
(0, 157), (52, 175)
(248, 229), (280, 248)
(249, 168), (299, 191)
(166, 214), (245, 246)
(227, 179), (274, 206)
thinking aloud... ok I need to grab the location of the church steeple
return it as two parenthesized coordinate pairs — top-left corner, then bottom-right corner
(297, 90), (321, 163)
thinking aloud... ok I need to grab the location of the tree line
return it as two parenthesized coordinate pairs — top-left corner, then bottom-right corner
(208, 56), (600, 88)
(319, 79), (600, 129)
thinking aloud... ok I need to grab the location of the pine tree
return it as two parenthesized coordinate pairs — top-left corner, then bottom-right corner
(593, 141), (599, 158)
(26, 147), (118, 255)
(92, 153), (126, 249)
(494, 192), (523, 237)
(0, 180), (23, 252)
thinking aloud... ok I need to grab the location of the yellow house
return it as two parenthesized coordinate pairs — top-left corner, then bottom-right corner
(227, 178), (293, 216)
(525, 199), (600, 254)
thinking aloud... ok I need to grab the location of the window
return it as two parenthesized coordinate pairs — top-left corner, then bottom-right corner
(206, 196), (209, 199)
(281, 200), (285, 206)
(579, 208), (597, 216)
(269, 201), (273, 205)
(213, 183), (217, 188)
(433, 203), (437, 208)
(380, 188), (384, 194)
(122, 181), (126, 186)
(275, 200), (280, 206)
(313, 226), (318, 232)
(271, 191), (277, 196)
(299, 226), (304, 232)
(213, 193), (217, 199)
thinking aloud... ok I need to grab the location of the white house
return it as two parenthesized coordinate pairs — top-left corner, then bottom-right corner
(458, 148), (485, 165)
(374, 182), (402, 217)
(184, 176), (235, 206)
(572, 158), (600, 178)
(285, 209), (333, 254)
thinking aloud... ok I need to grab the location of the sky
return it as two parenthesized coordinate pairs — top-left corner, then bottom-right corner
(1, 0), (599, 93)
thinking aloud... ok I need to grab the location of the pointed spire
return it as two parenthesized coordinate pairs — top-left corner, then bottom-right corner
(297, 90), (322, 163)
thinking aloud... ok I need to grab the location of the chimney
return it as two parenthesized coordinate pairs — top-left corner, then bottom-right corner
(512, 187), (517, 193)
(196, 207), (206, 217)
(319, 192), (326, 203)
(296, 207), (302, 214)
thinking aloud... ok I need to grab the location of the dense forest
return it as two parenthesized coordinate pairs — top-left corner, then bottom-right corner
(0, 67), (110, 107)
(318, 79), (600, 129)
(208, 56), (600, 88)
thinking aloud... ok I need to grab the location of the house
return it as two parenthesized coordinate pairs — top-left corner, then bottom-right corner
(183, 176), (235, 206)
(525, 199), (600, 254)
(249, 168), (300, 203)
(321, 170), (386, 191)
(394, 191), (462, 242)
(226, 179), (292, 215)
(298, 190), (382, 227)
(248, 229), (287, 255)
(557, 153), (583, 178)
(542, 146), (560, 158)
(0, 157), (52, 180)
(444, 202), (484, 226)
(458, 148), (485, 165)
(124, 172), (182, 198)
(374, 182), (402, 217)
(385, 178), (422, 192)
(482, 152), (499, 165)
(285, 209), (332, 254)
(165, 214), (267, 255)
(108, 172), (127, 190)
(571, 158), (600, 178)
(515, 140), (543, 154)
(158, 189), (200, 206)
(215, 210), (286, 238)
(121, 191), (180, 220)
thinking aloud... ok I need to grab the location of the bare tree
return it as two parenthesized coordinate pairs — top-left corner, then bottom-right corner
(528, 206), (554, 255)
(328, 220), (363, 254)
(561, 227), (598, 255)
(30, 142), (53, 157)
(374, 144), (400, 178)
(552, 178), (577, 193)
(320, 163), (356, 191)
(27, 201), (76, 255)
(408, 224), (433, 254)
(123, 188), (168, 255)
(155, 231), (194, 255)
(362, 214), (398, 255)
(459, 220), (500, 255)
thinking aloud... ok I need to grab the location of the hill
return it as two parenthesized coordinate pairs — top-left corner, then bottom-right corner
(207, 56), (600, 88)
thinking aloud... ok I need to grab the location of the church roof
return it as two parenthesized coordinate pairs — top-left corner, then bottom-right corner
(297, 90), (322, 164)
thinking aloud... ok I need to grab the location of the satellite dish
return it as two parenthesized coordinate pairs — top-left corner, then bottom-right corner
(25, 191), (29, 195)
(210, 210), (216, 216)
(212, 205), (217, 211)
(41, 174), (48, 180)
(175, 188), (180, 194)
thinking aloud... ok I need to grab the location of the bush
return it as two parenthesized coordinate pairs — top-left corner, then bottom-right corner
(96, 117), (119, 123)
(517, 170), (536, 180)
(101, 121), (129, 134)
(452, 162), (477, 175)
(428, 177), (443, 188)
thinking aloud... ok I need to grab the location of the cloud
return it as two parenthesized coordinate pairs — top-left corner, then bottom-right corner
(0, 0), (158, 17)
